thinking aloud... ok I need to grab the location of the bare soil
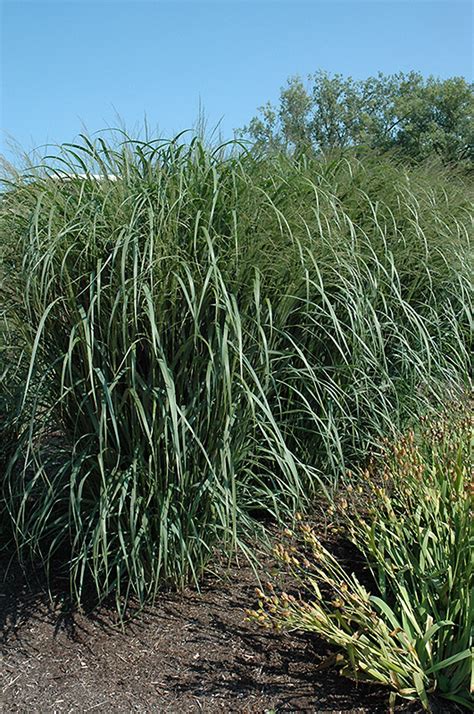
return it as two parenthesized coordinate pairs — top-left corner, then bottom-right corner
(0, 533), (436, 713)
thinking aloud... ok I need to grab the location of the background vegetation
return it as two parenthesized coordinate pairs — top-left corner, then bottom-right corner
(242, 71), (473, 165)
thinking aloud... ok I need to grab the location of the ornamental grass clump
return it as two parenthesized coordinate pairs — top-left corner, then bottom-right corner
(248, 404), (473, 710)
(0, 133), (472, 610)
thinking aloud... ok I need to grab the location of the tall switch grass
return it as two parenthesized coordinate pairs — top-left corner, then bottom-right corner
(0, 136), (472, 609)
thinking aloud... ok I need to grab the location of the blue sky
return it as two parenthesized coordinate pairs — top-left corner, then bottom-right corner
(1, 0), (472, 161)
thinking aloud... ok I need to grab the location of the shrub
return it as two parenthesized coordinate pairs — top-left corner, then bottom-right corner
(248, 404), (473, 710)
(0, 135), (472, 609)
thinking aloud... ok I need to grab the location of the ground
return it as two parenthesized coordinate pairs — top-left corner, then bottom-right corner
(0, 537), (432, 714)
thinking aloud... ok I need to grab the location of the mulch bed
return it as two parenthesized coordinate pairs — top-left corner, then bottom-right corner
(0, 532), (429, 713)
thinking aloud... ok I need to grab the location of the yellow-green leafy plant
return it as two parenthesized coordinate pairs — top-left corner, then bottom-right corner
(248, 405), (473, 711)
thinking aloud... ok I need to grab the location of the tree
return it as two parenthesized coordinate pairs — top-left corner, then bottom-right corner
(240, 71), (474, 164)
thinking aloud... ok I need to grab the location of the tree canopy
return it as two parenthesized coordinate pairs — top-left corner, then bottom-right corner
(241, 71), (474, 164)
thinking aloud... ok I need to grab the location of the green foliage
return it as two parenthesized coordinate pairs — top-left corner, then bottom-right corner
(0, 135), (472, 611)
(242, 71), (474, 164)
(248, 405), (474, 710)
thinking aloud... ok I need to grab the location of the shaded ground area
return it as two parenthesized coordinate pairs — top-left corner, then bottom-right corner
(0, 545), (424, 714)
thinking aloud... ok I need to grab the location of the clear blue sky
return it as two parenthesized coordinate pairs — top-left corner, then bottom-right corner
(1, 0), (473, 161)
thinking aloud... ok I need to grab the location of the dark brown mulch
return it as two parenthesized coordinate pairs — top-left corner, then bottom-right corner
(0, 541), (428, 714)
